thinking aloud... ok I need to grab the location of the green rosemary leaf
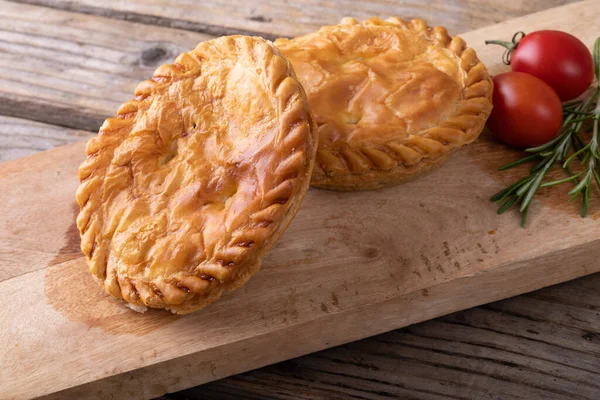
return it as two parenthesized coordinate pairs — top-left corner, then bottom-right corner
(593, 36), (600, 81)
(516, 176), (536, 197)
(565, 164), (579, 184)
(564, 109), (593, 116)
(520, 205), (530, 228)
(541, 172), (584, 187)
(520, 172), (544, 212)
(591, 116), (600, 159)
(573, 132), (586, 149)
(593, 168), (600, 190)
(519, 168), (547, 212)
(563, 145), (590, 168)
(568, 171), (591, 196)
(581, 180), (591, 217)
(491, 176), (531, 202)
(498, 195), (519, 214)
(568, 117), (595, 124)
(582, 151), (591, 164)
(498, 153), (540, 170)
(563, 99), (583, 108)
(525, 132), (566, 152)
(569, 191), (581, 203)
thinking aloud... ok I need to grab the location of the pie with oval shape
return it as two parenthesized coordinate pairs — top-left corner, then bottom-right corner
(76, 36), (316, 314)
(274, 17), (493, 190)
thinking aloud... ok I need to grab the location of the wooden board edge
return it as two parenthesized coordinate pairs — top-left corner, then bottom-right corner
(37, 240), (600, 399)
(0, 141), (85, 177)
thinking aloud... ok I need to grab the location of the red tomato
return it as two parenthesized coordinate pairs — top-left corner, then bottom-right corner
(487, 72), (563, 149)
(511, 31), (594, 101)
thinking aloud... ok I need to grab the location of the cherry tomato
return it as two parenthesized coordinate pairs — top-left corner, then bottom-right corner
(487, 72), (563, 149)
(511, 31), (594, 101)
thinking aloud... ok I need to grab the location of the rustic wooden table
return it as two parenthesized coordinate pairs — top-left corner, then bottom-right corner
(2, 1), (599, 399)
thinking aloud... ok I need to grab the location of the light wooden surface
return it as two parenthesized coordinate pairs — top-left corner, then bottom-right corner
(1, 1), (599, 399)
(179, 274), (600, 400)
(0, 1), (211, 131)
(0, 116), (91, 162)
(0, 0), (581, 133)
(4, 135), (600, 400)
(15, 0), (577, 39)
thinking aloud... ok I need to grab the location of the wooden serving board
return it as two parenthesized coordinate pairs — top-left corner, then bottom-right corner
(2, 2), (600, 399)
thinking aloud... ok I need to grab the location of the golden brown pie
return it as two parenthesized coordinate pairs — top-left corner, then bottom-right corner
(275, 17), (493, 190)
(75, 36), (316, 314)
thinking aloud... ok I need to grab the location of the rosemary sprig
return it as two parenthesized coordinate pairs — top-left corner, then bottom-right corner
(492, 37), (600, 227)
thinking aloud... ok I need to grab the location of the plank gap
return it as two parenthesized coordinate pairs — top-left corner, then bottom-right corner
(5, 0), (279, 40)
(0, 93), (104, 131)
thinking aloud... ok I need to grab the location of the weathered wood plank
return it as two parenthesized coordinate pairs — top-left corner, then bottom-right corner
(1, 1), (600, 399)
(173, 274), (600, 400)
(0, 0), (212, 131)
(11, 0), (580, 39)
(0, 0), (589, 135)
(0, 116), (90, 162)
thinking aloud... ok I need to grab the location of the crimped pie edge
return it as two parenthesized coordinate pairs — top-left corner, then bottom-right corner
(75, 35), (317, 314)
(278, 17), (493, 191)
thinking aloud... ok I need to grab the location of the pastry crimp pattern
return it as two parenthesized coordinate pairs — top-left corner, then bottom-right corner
(276, 17), (493, 190)
(76, 36), (315, 313)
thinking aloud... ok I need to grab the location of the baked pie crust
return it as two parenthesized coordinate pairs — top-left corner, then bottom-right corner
(275, 17), (493, 190)
(76, 36), (316, 314)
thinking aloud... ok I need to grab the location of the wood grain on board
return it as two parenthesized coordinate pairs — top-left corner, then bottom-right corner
(0, 116), (91, 162)
(2, 135), (599, 400)
(0, 0), (586, 134)
(0, 0), (211, 131)
(182, 274), (600, 400)
(1, 1), (600, 399)
(13, 0), (579, 39)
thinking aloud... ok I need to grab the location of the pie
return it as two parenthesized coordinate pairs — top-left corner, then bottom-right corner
(274, 17), (493, 190)
(75, 36), (316, 314)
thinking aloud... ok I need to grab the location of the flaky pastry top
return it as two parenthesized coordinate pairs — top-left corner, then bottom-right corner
(76, 36), (316, 313)
(275, 17), (492, 189)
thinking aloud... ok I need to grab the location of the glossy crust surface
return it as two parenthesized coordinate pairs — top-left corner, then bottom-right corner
(76, 36), (316, 314)
(275, 17), (493, 190)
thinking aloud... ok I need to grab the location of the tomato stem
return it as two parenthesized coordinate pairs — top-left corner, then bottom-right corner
(483, 40), (513, 48)
(485, 31), (526, 65)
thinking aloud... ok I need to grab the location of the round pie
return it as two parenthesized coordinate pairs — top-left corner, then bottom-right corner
(274, 17), (493, 190)
(75, 36), (316, 314)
